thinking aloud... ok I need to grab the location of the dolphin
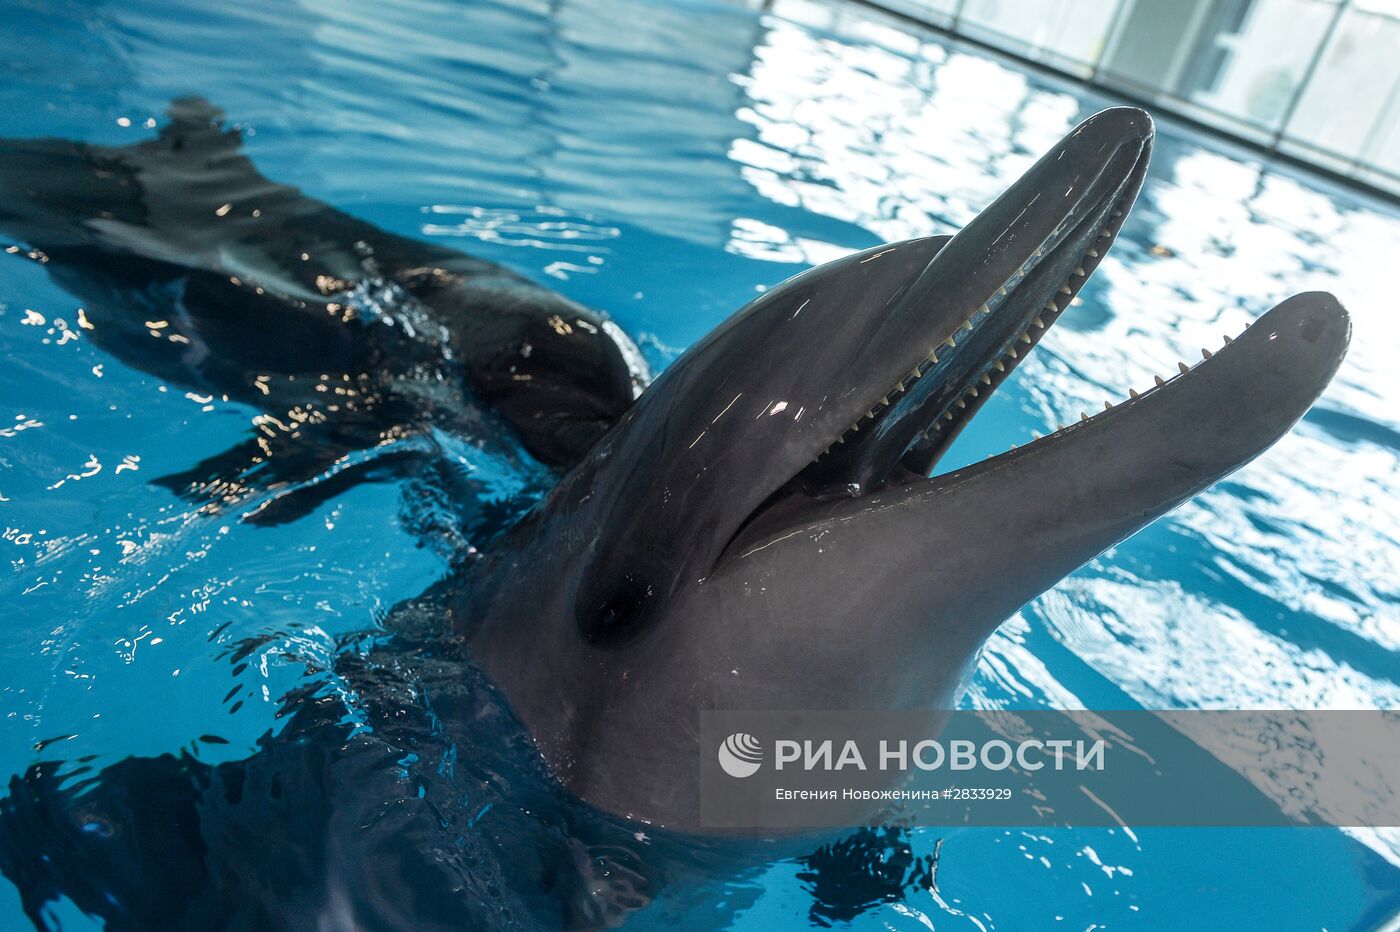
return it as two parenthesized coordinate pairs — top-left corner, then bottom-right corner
(458, 108), (1350, 828)
(0, 104), (1351, 926)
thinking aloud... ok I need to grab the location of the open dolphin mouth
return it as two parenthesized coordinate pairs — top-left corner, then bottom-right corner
(734, 108), (1156, 542)
(730, 288), (1350, 561)
(718, 109), (1347, 574)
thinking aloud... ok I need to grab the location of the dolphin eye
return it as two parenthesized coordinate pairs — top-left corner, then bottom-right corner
(579, 575), (653, 645)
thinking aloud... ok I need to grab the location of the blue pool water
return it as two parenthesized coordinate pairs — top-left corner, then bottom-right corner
(1, 0), (1398, 927)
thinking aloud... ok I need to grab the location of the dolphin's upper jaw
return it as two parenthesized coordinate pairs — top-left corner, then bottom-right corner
(747, 113), (1154, 525)
(898, 131), (1153, 478)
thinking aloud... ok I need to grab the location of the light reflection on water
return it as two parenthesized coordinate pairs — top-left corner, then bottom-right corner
(0, 0), (1397, 927)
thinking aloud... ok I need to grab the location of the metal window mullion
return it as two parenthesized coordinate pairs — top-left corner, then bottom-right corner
(1349, 65), (1400, 177)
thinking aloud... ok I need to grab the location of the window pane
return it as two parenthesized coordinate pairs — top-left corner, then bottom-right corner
(958, 0), (1125, 70)
(1281, 5), (1400, 165)
(1100, 0), (1339, 132)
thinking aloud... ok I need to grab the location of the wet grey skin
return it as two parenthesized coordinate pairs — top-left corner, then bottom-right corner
(463, 107), (1351, 829)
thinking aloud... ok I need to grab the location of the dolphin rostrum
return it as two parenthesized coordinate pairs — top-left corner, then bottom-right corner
(0, 103), (1350, 925)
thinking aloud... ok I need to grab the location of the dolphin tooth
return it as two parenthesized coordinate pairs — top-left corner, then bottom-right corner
(943, 411), (954, 420)
(1045, 301), (1058, 312)
(956, 399), (967, 409)
(1034, 315), (1045, 328)
(910, 367), (923, 381)
(1087, 248), (1099, 257)
(980, 373), (992, 385)
(1079, 412), (1089, 422)
(1178, 361), (1190, 374)
(1073, 266), (1086, 277)
(926, 351), (939, 364)
(1129, 388), (1140, 399)
(1010, 443), (1018, 450)
(1019, 332), (1032, 344)
(1154, 375), (1166, 387)
(1103, 401), (1113, 411)
(1008, 347), (1019, 358)
(961, 319), (974, 332)
(994, 361), (1006, 372)
(1098, 229), (1112, 239)
(1059, 285), (1073, 295)
(1112, 208), (1122, 217)
(1223, 334), (1234, 344)
(978, 303), (991, 316)
(1202, 347), (1213, 360)
(969, 386), (979, 397)
(943, 335), (957, 348)
(1032, 431), (1043, 439)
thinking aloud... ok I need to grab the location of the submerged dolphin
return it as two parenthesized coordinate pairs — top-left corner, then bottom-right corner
(0, 97), (646, 520)
(0, 103), (1350, 925)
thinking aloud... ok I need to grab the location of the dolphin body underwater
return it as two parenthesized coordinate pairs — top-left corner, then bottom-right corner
(0, 101), (1350, 928)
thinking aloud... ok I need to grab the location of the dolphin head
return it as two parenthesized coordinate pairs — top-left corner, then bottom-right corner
(461, 108), (1349, 827)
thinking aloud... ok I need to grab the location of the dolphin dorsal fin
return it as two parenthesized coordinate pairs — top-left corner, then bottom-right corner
(156, 97), (243, 155)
